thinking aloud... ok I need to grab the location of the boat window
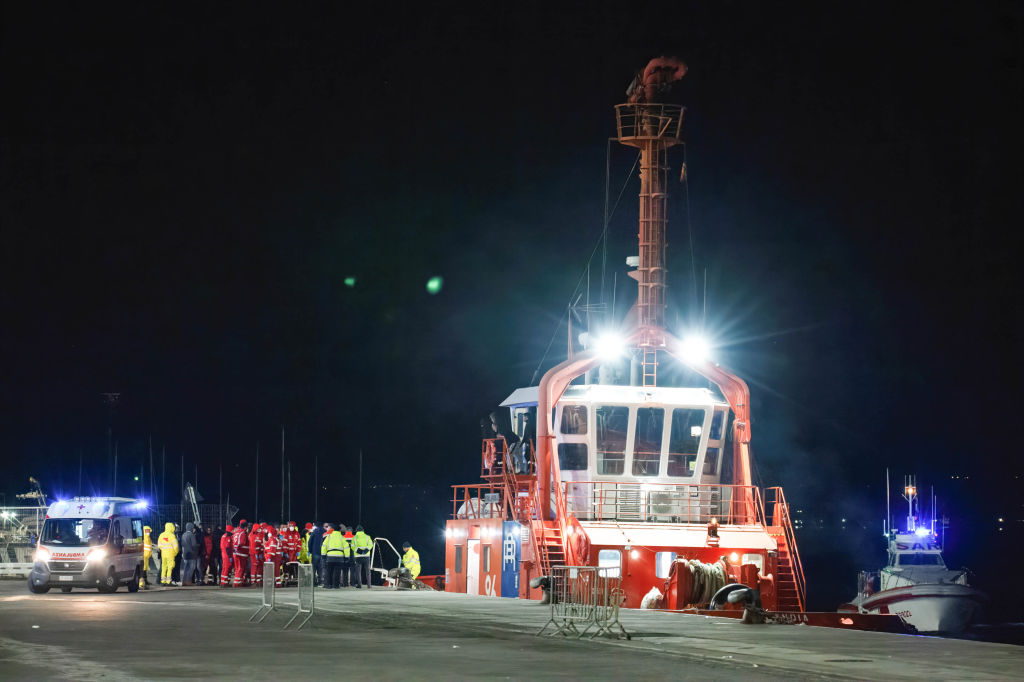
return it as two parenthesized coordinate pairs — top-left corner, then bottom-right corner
(898, 553), (943, 566)
(482, 545), (490, 573)
(596, 405), (629, 475)
(703, 447), (720, 475)
(454, 545), (463, 573)
(710, 410), (725, 440)
(633, 407), (664, 476)
(560, 405), (588, 435)
(668, 408), (705, 477)
(40, 518), (110, 547)
(655, 551), (678, 578)
(558, 443), (588, 471)
(598, 549), (621, 578)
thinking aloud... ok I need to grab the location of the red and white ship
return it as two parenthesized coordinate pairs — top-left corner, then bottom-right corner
(842, 477), (986, 633)
(443, 58), (805, 613)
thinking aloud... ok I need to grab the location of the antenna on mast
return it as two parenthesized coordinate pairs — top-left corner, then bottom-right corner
(885, 468), (890, 536)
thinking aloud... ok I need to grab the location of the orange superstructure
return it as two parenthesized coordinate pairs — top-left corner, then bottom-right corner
(444, 58), (805, 613)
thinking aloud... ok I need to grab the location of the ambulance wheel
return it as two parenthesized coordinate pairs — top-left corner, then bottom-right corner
(98, 567), (118, 593)
(127, 566), (141, 593)
(28, 580), (50, 594)
(61, 587), (72, 593)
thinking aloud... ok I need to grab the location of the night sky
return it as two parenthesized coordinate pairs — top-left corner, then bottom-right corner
(2, 3), (1021, 604)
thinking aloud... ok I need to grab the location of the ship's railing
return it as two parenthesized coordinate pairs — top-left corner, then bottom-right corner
(614, 103), (684, 142)
(561, 481), (764, 525)
(450, 484), (506, 520)
(481, 437), (534, 478)
(764, 486), (806, 611)
(858, 570), (880, 596)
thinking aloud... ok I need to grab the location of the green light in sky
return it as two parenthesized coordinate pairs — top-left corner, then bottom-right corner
(426, 276), (443, 295)
(344, 276), (356, 287)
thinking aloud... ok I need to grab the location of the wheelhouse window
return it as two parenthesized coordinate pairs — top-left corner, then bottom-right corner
(560, 405), (588, 434)
(595, 405), (629, 475)
(558, 443), (588, 471)
(668, 408), (705, 477)
(704, 447), (720, 475)
(898, 553), (944, 566)
(710, 410), (725, 440)
(632, 407), (663, 476)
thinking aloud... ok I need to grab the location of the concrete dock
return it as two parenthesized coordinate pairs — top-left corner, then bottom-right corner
(0, 581), (1020, 680)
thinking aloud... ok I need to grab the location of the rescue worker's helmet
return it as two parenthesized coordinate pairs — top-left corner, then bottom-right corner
(356, 525), (364, 532)
(305, 523), (313, 531)
(143, 525), (151, 532)
(225, 525), (234, 532)
(402, 541), (411, 549)
(238, 519), (247, 526)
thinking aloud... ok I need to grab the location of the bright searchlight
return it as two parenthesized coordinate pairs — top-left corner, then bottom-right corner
(594, 333), (626, 361)
(679, 335), (711, 364)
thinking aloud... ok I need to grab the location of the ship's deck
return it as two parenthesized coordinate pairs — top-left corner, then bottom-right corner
(0, 581), (1018, 680)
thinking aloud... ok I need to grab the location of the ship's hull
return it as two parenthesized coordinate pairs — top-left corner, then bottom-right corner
(859, 583), (986, 633)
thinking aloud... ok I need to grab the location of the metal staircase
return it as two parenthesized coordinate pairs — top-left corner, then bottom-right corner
(483, 437), (574, 578)
(765, 487), (806, 611)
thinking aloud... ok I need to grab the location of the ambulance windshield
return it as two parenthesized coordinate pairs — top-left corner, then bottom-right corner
(41, 518), (111, 547)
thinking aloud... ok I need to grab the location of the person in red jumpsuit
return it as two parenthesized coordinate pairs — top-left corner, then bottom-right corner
(264, 525), (282, 587)
(232, 520), (249, 587)
(220, 524), (234, 586)
(249, 522), (264, 586)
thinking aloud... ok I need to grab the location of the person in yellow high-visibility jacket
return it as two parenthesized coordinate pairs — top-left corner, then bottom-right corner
(401, 541), (420, 580)
(157, 522), (179, 586)
(141, 526), (153, 589)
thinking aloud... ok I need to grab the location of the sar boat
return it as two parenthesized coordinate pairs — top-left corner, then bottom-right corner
(443, 58), (806, 614)
(842, 476), (986, 633)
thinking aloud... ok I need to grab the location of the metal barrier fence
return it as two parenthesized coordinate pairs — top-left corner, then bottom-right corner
(0, 562), (33, 578)
(249, 561), (276, 623)
(283, 563), (314, 630)
(538, 566), (630, 640)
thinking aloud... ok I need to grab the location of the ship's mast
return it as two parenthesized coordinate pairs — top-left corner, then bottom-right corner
(616, 58), (687, 386)
(903, 475), (917, 532)
(536, 58), (755, 522)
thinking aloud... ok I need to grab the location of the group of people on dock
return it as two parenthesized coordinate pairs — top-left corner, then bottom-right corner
(141, 520), (420, 590)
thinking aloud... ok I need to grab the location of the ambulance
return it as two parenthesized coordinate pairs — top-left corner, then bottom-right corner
(28, 497), (149, 594)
